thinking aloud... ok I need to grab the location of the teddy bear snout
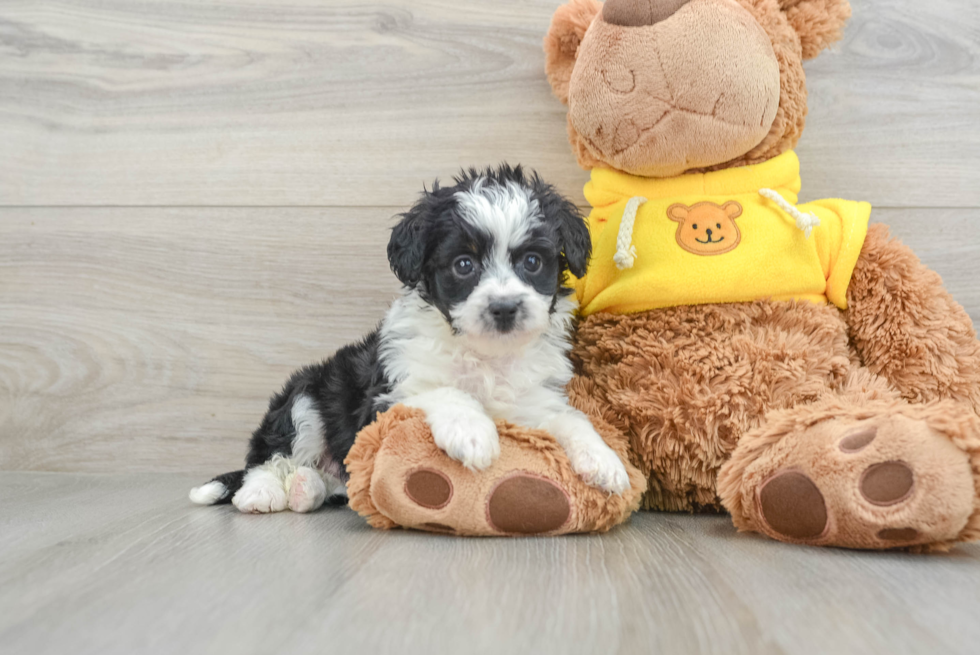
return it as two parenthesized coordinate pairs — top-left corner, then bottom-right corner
(588, 120), (641, 157)
(603, 0), (691, 27)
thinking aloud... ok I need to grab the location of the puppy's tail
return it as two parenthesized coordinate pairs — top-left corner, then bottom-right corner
(189, 469), (245, 506)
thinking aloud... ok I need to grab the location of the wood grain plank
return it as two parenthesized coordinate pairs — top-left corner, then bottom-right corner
(0, 0), (977, 207)
(0, 207), (398, 473)
(1, 206), (977, 474)
(800, 0), (980, 206)
(1, 472), (978, 655)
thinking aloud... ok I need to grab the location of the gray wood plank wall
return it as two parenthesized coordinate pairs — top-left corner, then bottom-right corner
(2, 0), (979, 474)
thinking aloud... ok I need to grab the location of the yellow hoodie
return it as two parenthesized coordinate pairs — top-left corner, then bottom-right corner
(574, 150), (872, 316)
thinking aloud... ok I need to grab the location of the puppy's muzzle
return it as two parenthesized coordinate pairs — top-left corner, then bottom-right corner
(488, 299), (523, 333)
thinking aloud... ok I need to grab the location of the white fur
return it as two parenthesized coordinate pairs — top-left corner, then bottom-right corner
(289, 395), (346, 506)
(233, 459), (290, 514)
(378, 291), (576, 418)
(403, 387), (500, 470)
(454, 179), (538, 255)
(540, 411), (630, 494)
(285, 466), (329, 513)
(189, 480), (228, 505)
(290, 394), (327, 468)
(449, 269), (553, 350)
(232, 455), (339, 514)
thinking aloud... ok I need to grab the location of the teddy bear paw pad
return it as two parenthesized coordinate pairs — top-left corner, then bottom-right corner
(859, 461), (914, 506)
(404, 468), (453, 509)
(487, 474), (571, 534)
(838, 426), (877, 452)
(757, 470), (828, 540)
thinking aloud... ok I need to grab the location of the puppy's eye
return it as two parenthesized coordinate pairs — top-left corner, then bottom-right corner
(523, 253), (542, 273)
(716, 223), (722, 229)
(452, 255), (475, 278)
(692, 224), (698, 230)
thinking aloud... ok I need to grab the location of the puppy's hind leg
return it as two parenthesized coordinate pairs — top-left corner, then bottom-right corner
(229, 360), (357, 514)
(282, 394), (344, 513)
(233, 457), (291, 514)
(234, 460), (342, 514)
(284, 466), (327, 513)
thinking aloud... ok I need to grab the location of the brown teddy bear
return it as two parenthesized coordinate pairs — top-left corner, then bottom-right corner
(347, 0), (980, 550)
(543, 0), (980, 550)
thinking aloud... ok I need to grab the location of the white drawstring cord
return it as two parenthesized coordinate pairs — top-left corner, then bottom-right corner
(613, 196), (647, 270)
(759, 188), (820, 239)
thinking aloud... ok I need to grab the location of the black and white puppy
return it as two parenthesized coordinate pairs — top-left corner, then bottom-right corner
(190, 165), (630, 514)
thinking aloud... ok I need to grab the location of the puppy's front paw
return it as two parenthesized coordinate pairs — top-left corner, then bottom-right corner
(430, 411), (500, 471)
(569, 443), (630, 495)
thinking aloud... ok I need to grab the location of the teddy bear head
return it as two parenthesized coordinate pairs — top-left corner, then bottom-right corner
(544, 0), (851, 178)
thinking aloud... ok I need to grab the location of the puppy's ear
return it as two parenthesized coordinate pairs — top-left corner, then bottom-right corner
(534, 177), (591, 279)
(559, 205), (592, 279)
(388, 197), (435, 287)
(544, 0), (602, 104)
(388, 210), (426, 288)
(779, 0), (851, 60)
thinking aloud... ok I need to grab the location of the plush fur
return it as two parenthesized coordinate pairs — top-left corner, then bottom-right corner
(844, 224), (980, 416)
(190, 165), (630, 513)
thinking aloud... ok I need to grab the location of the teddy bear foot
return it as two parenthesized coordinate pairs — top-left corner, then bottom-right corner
(399, 468), (574, 535)
(344, 405), (645, 536)
(721, 405), (980, 550)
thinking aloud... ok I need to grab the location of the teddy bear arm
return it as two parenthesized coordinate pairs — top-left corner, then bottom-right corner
(844, 223), (980, 416)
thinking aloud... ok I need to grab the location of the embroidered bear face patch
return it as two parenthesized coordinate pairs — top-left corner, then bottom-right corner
(667, 201), (743, 255)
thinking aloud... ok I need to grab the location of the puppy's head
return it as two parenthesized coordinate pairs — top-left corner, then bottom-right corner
(388, 165), (590, 348)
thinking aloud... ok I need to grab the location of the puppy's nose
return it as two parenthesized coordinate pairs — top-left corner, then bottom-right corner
(706, 228), (713, 238)
(489, 299), (522, 331)
(602, 0), (690, 27)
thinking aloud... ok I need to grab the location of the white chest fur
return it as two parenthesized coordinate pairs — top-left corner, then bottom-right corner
(377, 291), (576, 419)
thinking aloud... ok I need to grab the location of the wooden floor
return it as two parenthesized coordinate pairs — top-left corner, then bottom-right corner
(2, 1), (980, 652)
(2, 472), (979, 655)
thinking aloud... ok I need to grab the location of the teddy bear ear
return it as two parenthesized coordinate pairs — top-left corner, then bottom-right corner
(779, 0), (852, 60)
(667, 204), (689, 222)
(544, 0), (603, 104)
(722, 201), (743, 219)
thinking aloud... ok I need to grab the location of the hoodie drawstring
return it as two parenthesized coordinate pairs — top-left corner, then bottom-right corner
(759, 188), (821, 239)
(613, 196), (647, 270)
